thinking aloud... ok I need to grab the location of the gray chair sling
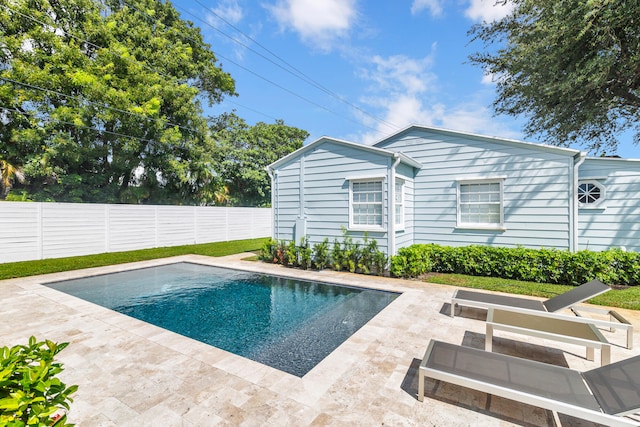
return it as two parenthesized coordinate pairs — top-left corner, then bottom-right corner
(451, 279), (633, 349)
(418, 340), (640, 426)
(451, 279), (611, 317)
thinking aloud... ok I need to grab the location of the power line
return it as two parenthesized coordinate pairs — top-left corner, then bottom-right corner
(189, 0), (400, 131)
(116, 0), (382, 132)
(0, 76), (205, 136)
(3, 1), (390, 137)
(1, 105), (163, 145)
(121, 0), (393, 134)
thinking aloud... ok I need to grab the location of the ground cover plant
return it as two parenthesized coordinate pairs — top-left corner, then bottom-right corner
(0, 238), (267, 280)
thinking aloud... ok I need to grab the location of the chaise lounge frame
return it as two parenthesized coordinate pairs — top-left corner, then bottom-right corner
(450, 279), (634, 349)
(418, 340), (640, 427)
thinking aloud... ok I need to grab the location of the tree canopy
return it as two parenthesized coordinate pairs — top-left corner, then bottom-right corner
(0, 0), (307, 205)
(468, 0), (640, 155)
(210, 113), (308, 207)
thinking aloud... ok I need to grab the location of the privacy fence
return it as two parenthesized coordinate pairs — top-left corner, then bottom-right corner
(0, 201), (272, 263)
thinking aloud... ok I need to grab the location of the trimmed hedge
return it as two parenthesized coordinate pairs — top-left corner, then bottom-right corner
(389, 244), (640, 286)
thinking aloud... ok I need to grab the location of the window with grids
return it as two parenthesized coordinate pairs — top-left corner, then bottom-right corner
(395, 179), (404, 227)
(351, 180), (383, 228)
(458, 180), (503, 226)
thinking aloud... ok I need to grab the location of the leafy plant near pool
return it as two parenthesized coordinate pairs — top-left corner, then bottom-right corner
(0, 337), (78, 427)
(260, 230), (388, 275)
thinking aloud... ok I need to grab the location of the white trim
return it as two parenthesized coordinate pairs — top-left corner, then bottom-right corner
(344, 174), (387, 182)
(577, 179), (606, 208)
(348, 178), (385, 232)
(456, 178), (505, 228)
(394, 178), (405, 231)
(456, 175), (508, 183)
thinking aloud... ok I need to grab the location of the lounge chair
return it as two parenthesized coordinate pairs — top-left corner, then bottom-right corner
(418, 340), (640, 426)
(451, 279), (634, 349)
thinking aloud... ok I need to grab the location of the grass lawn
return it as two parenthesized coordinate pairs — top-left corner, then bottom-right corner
(2, 237), (638, 310)
(0, 238), (267, 280)
(425, 273), (640, 311)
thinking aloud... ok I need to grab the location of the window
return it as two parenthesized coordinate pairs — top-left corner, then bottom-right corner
(350, 179), (383, 229)
(578, 181), (605, 206)
(457, 179), (504, 227)
(395, 179), (404, 228)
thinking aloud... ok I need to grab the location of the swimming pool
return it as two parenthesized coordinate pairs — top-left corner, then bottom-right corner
(45, 262), (398, 376)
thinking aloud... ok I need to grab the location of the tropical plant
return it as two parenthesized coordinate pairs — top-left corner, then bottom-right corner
(0, 159), (25, 198)
(0, 337), (78, 426)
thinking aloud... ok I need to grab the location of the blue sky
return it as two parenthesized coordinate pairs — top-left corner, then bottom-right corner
(172, 0), (638, 158)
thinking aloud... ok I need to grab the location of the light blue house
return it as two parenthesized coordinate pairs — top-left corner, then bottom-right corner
(267, 125), (640, 255)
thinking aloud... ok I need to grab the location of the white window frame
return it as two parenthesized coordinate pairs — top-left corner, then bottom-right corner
(456, 178), (505, 230)
(395, 178), (405, 231)
(577, 180), (606, 208)
(348, 177), (385, 231)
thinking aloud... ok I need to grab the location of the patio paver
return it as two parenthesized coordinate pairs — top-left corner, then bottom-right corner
(2, 253), (639, 426)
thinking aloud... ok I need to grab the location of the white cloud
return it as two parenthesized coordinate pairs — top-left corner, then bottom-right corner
(354, 48), (520, 144)
(210, 0), (244, 24)
(411, 0), (443, 17)
(355, 50), (438, 143)
(465, 0), (513, 22)
(265, 0), (357, 51)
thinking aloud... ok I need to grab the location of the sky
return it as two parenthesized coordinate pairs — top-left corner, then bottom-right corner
(170, 0), (639, 158)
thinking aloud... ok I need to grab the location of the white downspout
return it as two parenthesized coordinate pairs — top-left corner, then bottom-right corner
(388, 153), (402, 256)
(266, 167), (277, 239)
(571, 153), (586, 252)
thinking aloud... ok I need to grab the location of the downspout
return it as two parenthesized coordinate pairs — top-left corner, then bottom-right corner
(388, 153), (402, 256)
(266, 166), (277, 239)
(571, 152), (586, 252)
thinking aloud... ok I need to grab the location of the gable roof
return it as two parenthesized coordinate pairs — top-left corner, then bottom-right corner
(268, 136), (422, 170)
(372, 124), (583, 157)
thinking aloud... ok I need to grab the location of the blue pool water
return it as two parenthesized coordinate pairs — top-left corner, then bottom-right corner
(45, 262), (398, 376)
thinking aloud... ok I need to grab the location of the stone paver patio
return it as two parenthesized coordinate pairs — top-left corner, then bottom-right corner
(2, 253), (639, 426)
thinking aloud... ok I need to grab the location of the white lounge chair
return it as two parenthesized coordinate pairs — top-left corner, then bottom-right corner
(418, 340), (640, 426)
(451, 279), (634, 349)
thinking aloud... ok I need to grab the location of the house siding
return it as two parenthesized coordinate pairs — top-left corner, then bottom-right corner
(272, 141), (391, 253)
(376, 129), (574, 250)
(578, 158), (640, 252)
(394, 163), (415, 252)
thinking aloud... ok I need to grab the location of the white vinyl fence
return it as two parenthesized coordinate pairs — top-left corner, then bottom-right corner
(0, 201), (272, 263)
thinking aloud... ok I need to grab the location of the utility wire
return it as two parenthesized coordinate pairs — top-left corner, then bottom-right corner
(0, 76), (204, 136)
(189, 0), (400, 131)
(3, 2), (390, 137)
(120, 0), (393, 134)
(1, 105), (161, 145)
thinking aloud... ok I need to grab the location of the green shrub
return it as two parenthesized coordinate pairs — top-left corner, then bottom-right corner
(312, 238), (330, 270)
(299, 237), (313, 270)
(0, 337), (78, 427)
(390, 244), (640, 286)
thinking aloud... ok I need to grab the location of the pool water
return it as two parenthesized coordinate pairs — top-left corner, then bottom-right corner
(45, 262), (398, 376)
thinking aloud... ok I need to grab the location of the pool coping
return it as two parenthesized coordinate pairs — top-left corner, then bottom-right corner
(3, 253), (639, 426)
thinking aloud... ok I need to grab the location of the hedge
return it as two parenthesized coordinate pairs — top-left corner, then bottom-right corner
(389, 244), (640, 286)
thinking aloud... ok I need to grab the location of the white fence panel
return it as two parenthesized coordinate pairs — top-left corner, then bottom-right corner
(157, 206), (196, 247)
(0, 202), (272, 263)
(41, 203), (107, 260)
(194, 207), (229, 243)
(108, 205), (157, 252)
(0, 202), (41, 263)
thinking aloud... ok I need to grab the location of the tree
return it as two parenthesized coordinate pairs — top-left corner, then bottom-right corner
(468, 0), (640, 154)
(0, 0), (235, 203)
(210, 113), (308, 206)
